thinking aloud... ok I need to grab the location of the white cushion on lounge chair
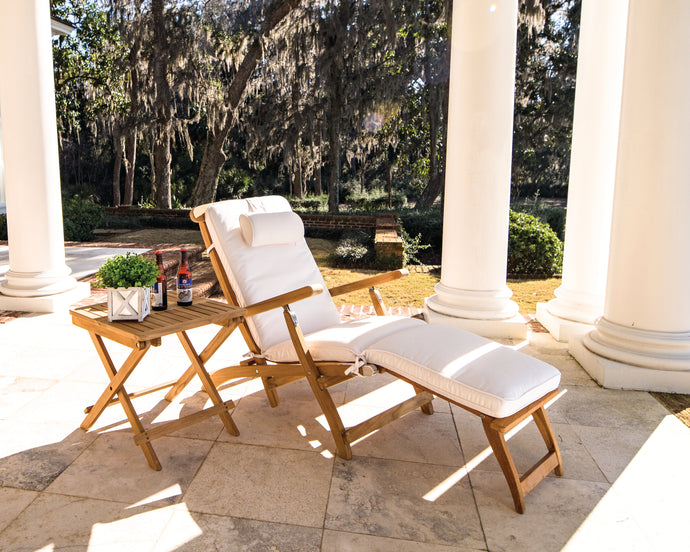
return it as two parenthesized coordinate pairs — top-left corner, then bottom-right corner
(364, 324), (561, 418)
(239, 211), (305, 247)
(205, 196), (341, 352)
(264, 315), (425, 363)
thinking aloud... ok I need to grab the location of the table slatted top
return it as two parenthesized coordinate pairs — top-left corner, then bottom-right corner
(71, 299), (245, 344)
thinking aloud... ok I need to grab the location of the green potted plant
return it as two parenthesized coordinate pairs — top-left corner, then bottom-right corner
(94, 252), (160, 322)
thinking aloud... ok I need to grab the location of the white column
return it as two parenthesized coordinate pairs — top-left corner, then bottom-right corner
(570, 0), (690, 392)
(425, 0), (524, 339)
(0, 0), (87, 311)
(536, 0), (628, 342)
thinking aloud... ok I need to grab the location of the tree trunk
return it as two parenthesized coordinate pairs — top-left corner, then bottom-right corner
(123, 132), (136, 205)
(152, 0), (172, 208)
(153, 141), (172, 207)
(328, 87), (342, 213)
(190, 0), (301, 204)
(148, 130), (157, 202)
(189, 120), (229, 206)
(291, 152), (304, 198)
(417, 81), (448, 210)
(314, 124), (323, 195)
(112, 131), (123, 207)
(124, 28), (141, 207)
(386, 160), (393, 209)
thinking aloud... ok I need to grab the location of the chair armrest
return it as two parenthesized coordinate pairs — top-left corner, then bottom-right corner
(328, 269), (409, 297)
(243, 284), (323, 317)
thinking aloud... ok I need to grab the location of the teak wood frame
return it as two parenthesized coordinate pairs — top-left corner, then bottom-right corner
(191, 204), (563, 513)
(71, 300), (244, 470)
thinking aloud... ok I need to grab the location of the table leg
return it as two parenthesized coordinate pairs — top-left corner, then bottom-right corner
(83, 332), (161, 470)
(164, 322), (238, 402)
(177, 330), (240, 437)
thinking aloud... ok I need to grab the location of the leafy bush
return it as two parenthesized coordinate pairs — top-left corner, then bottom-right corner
(289, 194), (329, 212)
(216, 166), (253, 201)
(330, 231), (372, 268)
(94, 252), (159, 288)
(345, 188), (407, 212)
(511, 201), (566, 240)
(508, 211), (563, 277)
(373, 253), (401, 271)
(332, 238), (369, 267)
(63, 196), (104, 241)
(398, 208), (443, 252)
(0, 214), (6, 240)
(400, 227), (431, 266)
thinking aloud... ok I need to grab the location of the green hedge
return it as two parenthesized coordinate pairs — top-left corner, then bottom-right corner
(345, 188), (407, 212)
(508, 211), (563, 277)
(398, 208), (443, 251)
(511, 202), (566, 240)
(2, 200), (104, 242)
(288, 194), (329, 212)
(63, 196), (105, 242)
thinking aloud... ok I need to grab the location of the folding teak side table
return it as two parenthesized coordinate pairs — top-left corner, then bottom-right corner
(70, 298), (245, 470)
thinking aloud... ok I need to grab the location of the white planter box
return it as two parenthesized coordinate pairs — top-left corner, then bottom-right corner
(107, 287), (151, 322)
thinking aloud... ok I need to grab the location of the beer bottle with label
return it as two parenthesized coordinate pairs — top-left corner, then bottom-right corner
(176, 248), (193, 306)
(152, 250), (167, 311)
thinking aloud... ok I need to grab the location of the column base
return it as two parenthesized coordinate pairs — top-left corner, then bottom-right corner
(570, 332), (690, 393)
(584, 317), (690, 371)
(425, 299), (527, 339)
(536, 301), (594, 343)
(426, 284), (520, 319)
(0, 267), (77, 297)
(0, 282), (90, 313)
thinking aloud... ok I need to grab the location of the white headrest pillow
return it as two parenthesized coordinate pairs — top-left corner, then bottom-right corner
(239, 211), (305, 247)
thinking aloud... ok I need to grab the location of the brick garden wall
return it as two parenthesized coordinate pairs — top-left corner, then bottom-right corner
(105, 207), (404, 265)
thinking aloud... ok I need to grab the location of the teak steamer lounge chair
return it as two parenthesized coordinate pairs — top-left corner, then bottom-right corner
(183, 196), (563, 513)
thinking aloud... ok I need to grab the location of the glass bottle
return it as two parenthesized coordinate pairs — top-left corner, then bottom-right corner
(176, 248), (193, 306)
(152, 250), (167, 311)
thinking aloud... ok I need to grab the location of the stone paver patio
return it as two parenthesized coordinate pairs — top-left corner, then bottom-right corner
(1, 297), (689, 551)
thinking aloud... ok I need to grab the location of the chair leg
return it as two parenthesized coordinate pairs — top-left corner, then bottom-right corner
(412, 384), (434, 415)
(532, 406), (564, 476)
(482, 416), (526, 514)
(262, 376), (281, 407)
(481, 401), (563, 514)
(305, 371), (352, 459)
(282, 306), (352, 459)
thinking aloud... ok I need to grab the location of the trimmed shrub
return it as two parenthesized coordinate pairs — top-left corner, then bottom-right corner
(508, 210), (563, 277)
(345, 188), (407, 212)
(512, 202), (566, 240)
(63, 196), (105, 241)
(332, 238), (369, 267)
(330, 230), (372, 268)
(289, 194), (329, 212)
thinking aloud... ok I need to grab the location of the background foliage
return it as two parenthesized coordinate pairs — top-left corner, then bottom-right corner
(50, 0), (580, 212)
(46, 0), (580, 275)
